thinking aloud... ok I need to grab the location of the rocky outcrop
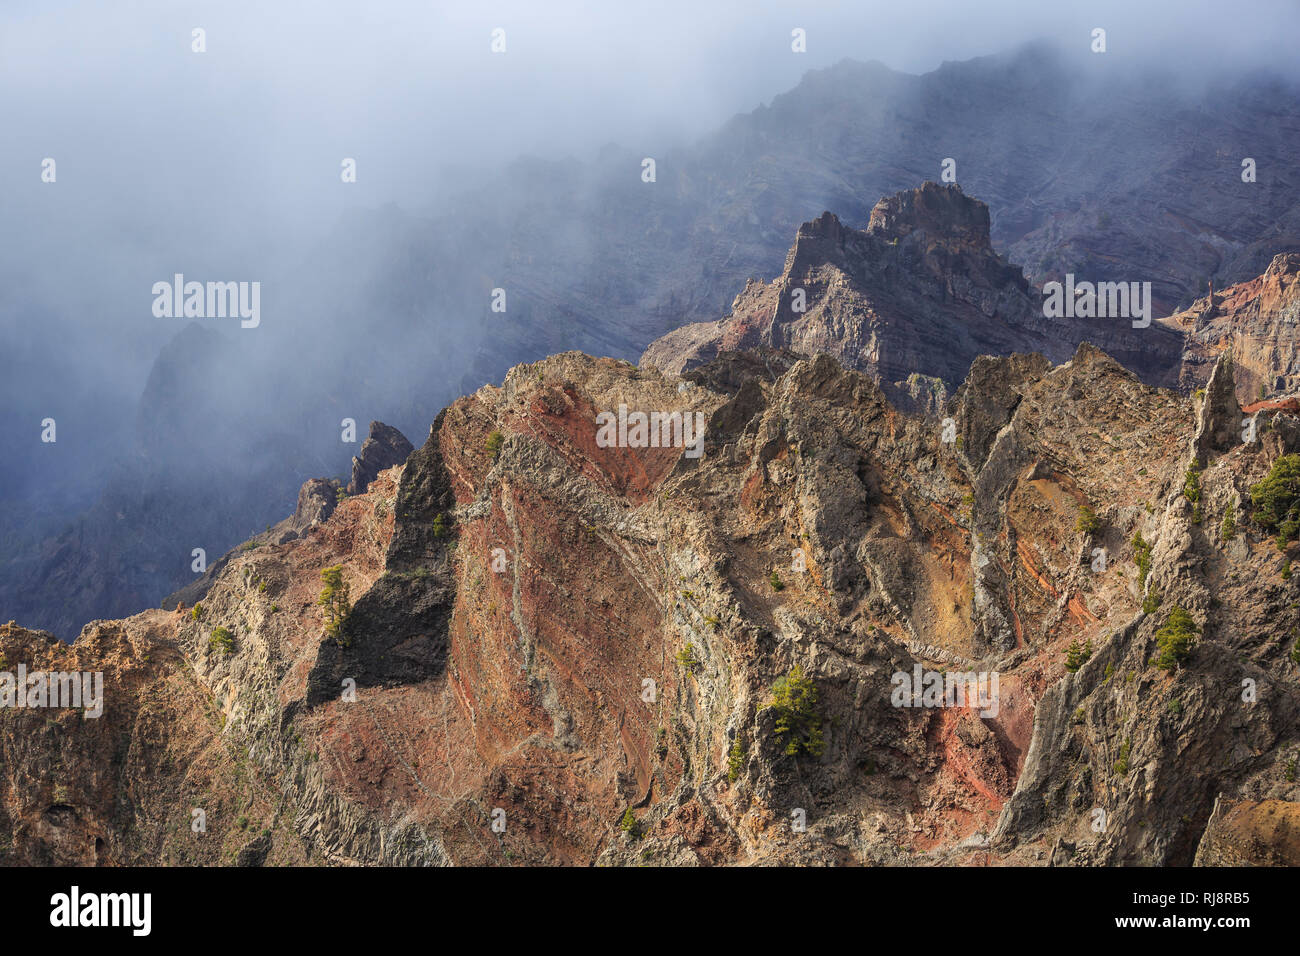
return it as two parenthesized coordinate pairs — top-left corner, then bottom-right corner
(348, 422), (415, 495)
(1193, 352), (1244, 462)
(1170, 253), (1300, 402)
(6, 342), (1299, 866)
(642, 184), (1185, 401)
(0, 617), (314, 865)
(287, 479), (339, 536)
(984, 349), (1300, 865)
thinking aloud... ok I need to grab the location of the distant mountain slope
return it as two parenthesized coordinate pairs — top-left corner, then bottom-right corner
(416, 44), (1300, 391)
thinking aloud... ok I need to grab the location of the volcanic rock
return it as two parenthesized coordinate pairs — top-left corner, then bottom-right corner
(348, 422), (415, 495)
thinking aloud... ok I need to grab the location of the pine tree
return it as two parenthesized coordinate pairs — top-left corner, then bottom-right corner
(1154, 606), (1198, 671)
(619, 807), (641, 840)
(1076, 505), (1100, 535)
(727, 740), (745, 782)
(770, 665), (824, 757)
(318, 565), (352, 647)
(208, 626), (234, 655)
(1251, 454), (1300, 541)
(1132, 531), (1153, 587)
(1221, 500), (1237, 541)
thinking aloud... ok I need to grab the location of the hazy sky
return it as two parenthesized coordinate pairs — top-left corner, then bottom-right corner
(2, 0), (1298, 495)
(5, 0), (1298, 237)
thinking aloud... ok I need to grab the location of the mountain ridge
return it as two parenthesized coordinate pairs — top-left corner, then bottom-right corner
(6, 337), (1300, 865)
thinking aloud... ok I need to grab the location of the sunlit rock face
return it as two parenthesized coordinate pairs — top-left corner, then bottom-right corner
(5, 339), (1299, 867)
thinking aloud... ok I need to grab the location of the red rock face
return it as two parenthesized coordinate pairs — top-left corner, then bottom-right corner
(430, 364), (710, 860)
(1242, 397), (1300, 421)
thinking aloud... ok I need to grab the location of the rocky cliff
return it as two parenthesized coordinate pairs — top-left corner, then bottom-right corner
(5, 341), (1299, 866)
(642, 183), (1185, 403)
(1168, 252), (1300, 402)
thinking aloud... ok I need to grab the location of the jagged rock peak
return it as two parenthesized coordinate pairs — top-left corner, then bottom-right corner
(1265, 251), (1300, 280)
(293, 478), (338, 528)
(1069, 340), (1120, 369)
(349, 421), (415, 495)
(798, 209), (848, 241)
(780, 210), (854, 279)
(644, 185), (1182, 398)
(1194, 351), (1242, 461)
(866, 181), (992, 248)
